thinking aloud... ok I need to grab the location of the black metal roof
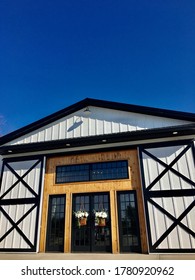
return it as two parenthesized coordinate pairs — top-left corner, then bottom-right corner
(0, 97), (195, 146)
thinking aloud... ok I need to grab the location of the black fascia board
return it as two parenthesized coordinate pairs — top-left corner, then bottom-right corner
(0, 97), (195, 146)
(88, 98), (195, 121)
(0, 98), (88, 145)
(1, 123), (195, 155)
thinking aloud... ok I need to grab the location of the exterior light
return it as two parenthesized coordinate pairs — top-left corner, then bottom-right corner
(83, 107), (91, 116)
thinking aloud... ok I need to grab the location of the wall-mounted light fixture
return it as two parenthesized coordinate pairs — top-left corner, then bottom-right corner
(83, 106), (91, 116)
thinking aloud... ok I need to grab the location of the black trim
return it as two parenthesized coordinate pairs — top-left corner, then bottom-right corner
(0, 97), (195, 146)
(0, 248), (36, 252)
(1, 161), (39, 198)
(139, 141), (195, 253)
(40, 139), (195, 159)
(145, 144), (192, 192)
(142, 147), (195, 189)
(117, 190), (141, 253)
(0, 198), (37, 205)
(148, 198), (195, 249)
(0, 156), (44, 252)
(46, 194), (66, 252)
(0, 204), (37, 248)
(71, 192), (112, 253)
(56, 160), (129, 184)
(147, 189), (195, 198)
(1, 123), (195, 155)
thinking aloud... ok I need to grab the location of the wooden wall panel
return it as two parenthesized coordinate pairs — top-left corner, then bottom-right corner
(39, 149), (148, 253)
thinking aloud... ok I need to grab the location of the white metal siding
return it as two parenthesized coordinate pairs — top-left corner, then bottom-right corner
(0, 205), (37, 249)
(141, 143), (195, 251)
(6, 106), (192, 145)
(0, 160), (41, 199)
(142, 145), (195, 191)
(0, 158), (43, 250)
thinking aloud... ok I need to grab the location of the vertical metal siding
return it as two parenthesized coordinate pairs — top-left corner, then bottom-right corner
(0, 157), (44, 251)
(6, 106), (192, 145)
(140, 142), (195, 252)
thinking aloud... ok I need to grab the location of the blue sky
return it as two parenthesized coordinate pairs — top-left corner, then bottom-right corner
(0, 0), (195, 135)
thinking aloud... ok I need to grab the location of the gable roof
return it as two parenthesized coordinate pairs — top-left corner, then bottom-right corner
(0, 97), (195, 148)
(0, 98), (195, 155)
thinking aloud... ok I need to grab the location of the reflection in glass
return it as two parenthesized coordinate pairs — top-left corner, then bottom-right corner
(72, 193), (111, 252)
(118, 191), (141, 252)
(46, 195), (65, 252)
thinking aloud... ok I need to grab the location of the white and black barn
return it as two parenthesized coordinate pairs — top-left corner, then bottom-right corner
(0, 98), (195, 254)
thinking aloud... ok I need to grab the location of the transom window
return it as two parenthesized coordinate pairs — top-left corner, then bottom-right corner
(56, 160), (128, 183)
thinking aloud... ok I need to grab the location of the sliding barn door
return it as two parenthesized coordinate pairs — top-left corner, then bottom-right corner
(139, 141), (195, 253)
(0, 157), (44, 252)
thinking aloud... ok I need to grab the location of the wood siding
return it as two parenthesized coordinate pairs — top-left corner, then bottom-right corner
(39, 149), (148, 253)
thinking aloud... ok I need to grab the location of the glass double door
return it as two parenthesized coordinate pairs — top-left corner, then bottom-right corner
(72, 192), (111, 252)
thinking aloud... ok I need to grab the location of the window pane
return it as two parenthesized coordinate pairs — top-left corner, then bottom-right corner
(56, 160), (128, 183)
(56, 164), (90, 183)
(117, 191), (141, 253)
(90, 161), (128, 181)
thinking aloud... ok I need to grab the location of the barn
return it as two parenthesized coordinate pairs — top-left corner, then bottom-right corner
(0, 98), (195, 254)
